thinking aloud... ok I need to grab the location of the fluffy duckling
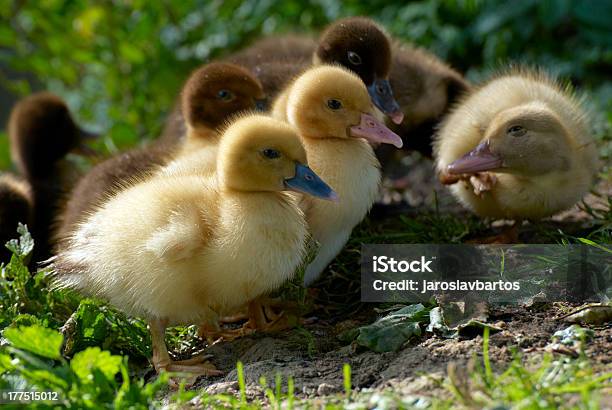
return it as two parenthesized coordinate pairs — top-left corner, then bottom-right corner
(227, 17), (404, 124)
(4, 92), (97, 262)
(273, 65), (403, 286)
(387, 43), (471, 158)
(0, 174), (31, 261)
(50, 115), (336, 376)
(435, 72), (599, 239)
(160, 62), (266, 144)
(56, 62), (265, 243)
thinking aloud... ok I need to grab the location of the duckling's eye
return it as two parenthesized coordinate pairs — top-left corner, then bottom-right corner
(217, 89), (235, 101)
(347, 51), (362, 66)
(262, 148), (281, 159)
(327, 99), (342, 110)
(507, 125), (526, 137)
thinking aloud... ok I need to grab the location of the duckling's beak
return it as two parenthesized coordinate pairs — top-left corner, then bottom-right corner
(72, 127), (101, 157)
(78, 128), (100, 141)
(255, 99), (267, 112)
(284, 163), (339, 202)
(367, 79), (404, 124)
(350, 113), (403, 148)
(447, 140), (503, 174)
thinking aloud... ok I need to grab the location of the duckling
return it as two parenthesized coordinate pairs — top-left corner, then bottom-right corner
(273, 65), (403, 286)
(226, 17), (404, 124)
(56, 62), (265, 243)
(50, 115), (337, 376)
(0, 174), (32, 261)
(386, 43), (471, 158)
(5, 92), (97, 262)
(434, 71), (599, 240)
(160, 63), (266, 144)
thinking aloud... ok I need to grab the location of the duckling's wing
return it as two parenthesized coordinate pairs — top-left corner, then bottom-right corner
(144, 203), (207, 262)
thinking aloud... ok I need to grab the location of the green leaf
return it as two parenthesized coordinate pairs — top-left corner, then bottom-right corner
(578, 238), (612, 254)
(0, 352), (14, 373)
(426, 306), (457, 338)
(3, 325), (63, 360)
(354, 304), (428, 352)
(553, 324), (595, 346)
(456, 319), (503, 338)
(5, 223), (34, 260)
(70, 347), (122, 383)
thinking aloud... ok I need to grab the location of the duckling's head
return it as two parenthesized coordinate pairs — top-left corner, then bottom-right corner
(182, 62), (266, 133)
(315, 17), (403, 124)
(8, 92), (97, 178)
(448, 102), (574, 177)
(218, 115), (337, 200)
(286, 65), (402, 148)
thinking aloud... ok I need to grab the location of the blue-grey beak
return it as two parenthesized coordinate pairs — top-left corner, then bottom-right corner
(284, 164), (338, 201)
(367, 78), (404, 124)
(78, 127), (100, 141)
(255, 99), (267, 112)
(73, 127), (101, 157)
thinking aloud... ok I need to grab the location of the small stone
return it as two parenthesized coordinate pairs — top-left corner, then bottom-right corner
(316, 383), (337, 396)
(203, 381), (238, 395)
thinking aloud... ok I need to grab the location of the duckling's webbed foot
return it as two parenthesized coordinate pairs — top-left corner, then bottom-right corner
(246, 298), (301, 333)
(150, 318), (222, 381)
(470, 172), (496, 196)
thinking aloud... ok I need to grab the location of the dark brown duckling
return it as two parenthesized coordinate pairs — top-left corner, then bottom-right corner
(159, 62), (266, 144)
(57, 62), (266, 243)
(224, 17), (404, 124)
(0, 174), (32, 262)
(3, 92), (97, 263)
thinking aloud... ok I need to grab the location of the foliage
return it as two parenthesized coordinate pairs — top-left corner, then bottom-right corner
(340, 303), (430, 352)
(0, 224), (79, 330)
(0, 325), (168, 409)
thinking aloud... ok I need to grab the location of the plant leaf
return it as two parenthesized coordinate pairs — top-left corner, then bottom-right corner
(3, 325), (63, 360)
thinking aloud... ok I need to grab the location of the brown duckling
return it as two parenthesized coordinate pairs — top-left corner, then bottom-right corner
(160, 63), (266, 144)
(56, 62), (265, 243)
(0, 174), (32, 262)
(3, 92), (97, 262)
(225, 17), (404, 124)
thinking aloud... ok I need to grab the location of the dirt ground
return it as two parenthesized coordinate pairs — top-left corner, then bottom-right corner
(185, 304), (611, 404)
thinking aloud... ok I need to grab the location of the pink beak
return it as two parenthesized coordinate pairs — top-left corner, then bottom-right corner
(350, 113), (403, 148)
(447, 140), (503, 174)
(388, 110), (404, 125)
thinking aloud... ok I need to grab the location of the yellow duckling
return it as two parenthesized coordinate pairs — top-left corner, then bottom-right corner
(435, 71), (599, 239)
(273, 65), (403, 285)
(50, 115), (336, 376)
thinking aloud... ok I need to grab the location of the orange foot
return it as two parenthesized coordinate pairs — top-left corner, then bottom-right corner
(198, 298), (301, 342)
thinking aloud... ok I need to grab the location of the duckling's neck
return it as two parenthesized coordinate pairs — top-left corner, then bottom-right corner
(220, 188), (293, 207)
(26, 160), (76, 262)
(300, 136), (380, 211)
